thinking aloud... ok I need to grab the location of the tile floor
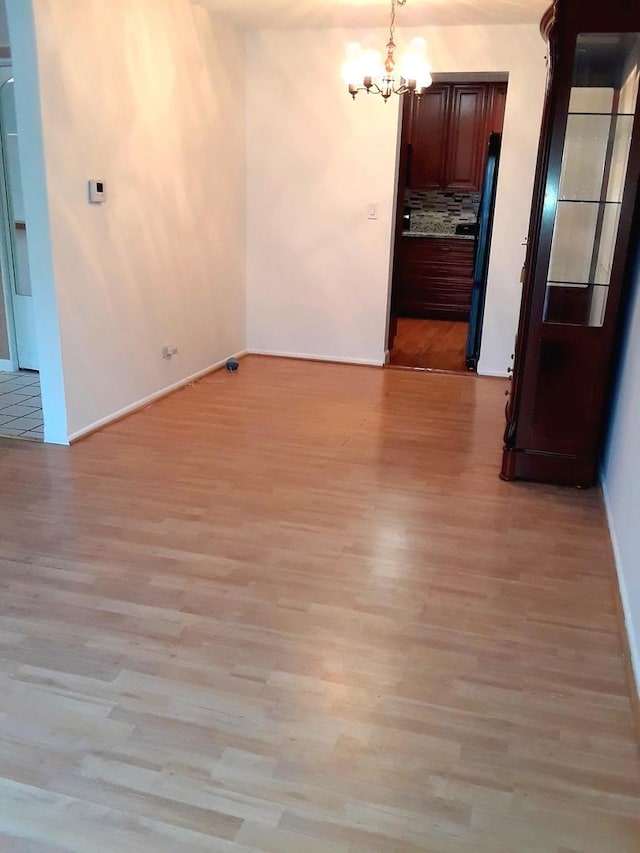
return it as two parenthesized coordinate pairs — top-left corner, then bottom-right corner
(0, 370), (43, 441)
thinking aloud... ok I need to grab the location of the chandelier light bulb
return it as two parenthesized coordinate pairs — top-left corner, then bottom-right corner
(399, 37), (433, 91)
(362, 49), (385, 80)
(342, 43), (364, 85)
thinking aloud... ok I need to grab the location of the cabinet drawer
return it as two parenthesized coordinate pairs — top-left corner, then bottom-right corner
(402, 237), (475, 256)
(397, 276), (472, 305)
(402, 258), (474, 280)
(394, 237), (474, 321)
(401, 238), (475, 270)
(395, 276), (473, 321)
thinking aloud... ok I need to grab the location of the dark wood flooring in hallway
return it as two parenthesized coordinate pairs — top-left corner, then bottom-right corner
(389, 317), (470, 372)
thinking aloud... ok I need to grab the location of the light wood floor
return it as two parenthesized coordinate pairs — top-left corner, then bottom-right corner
(389, 318), (470, 372)
(0, 356), (638, 852)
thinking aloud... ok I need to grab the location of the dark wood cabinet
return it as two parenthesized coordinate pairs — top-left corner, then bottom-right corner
(444, 84), (489, 191)
(487, 83), (508, 135)
(409, 85), (450, 191)
(393, 237), (475, 320)
(501, 0), (640, 488)
(407, 82), (506, 192)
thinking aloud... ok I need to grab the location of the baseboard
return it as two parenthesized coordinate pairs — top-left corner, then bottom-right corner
(0, 358), (17, 372)
(68, 350), (248, 444)
(478, 369), (509, 378)
(601, 479), (640, 743)
(248, 349), (384, 368)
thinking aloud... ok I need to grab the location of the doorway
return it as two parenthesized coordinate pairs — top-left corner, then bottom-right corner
(0, 63), (42, 441)
(387, 76), (507, 373)
(0, 66), (38, 373)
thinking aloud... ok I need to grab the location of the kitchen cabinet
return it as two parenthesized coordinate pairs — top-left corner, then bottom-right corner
(393, 237), (475, 321)
(443, 84), (490, 191)
(501, 0), (640, 487)
(408, 85), (450, 191)
(487, 83), (508, 134)
(407, 83), (506, 192)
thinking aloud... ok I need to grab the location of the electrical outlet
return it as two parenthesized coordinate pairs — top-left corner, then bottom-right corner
(162, 345), (178, 359)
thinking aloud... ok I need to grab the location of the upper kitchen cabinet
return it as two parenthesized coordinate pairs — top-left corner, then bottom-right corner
(407, 82), (507, 192)
(444, 84), (490, 191)
(409, 85), (450, 190)
(487, 82), (508, 134)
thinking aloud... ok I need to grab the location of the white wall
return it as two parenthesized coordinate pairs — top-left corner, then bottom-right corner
(11, 0), (246, 440)
(602, 247), (640, 697)
(246, 25), (547, 373)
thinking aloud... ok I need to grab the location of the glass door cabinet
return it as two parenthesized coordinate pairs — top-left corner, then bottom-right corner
(502, 0), (640, 487)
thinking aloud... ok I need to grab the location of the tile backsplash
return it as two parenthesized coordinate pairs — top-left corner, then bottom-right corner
(405, 189), (481, 233)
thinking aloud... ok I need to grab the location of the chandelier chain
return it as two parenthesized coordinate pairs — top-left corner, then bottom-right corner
(389, 0), (407, 47)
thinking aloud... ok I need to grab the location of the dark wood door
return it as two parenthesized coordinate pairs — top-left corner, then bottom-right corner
(443, 84), (489, 191)
(486, 83), (507, 135)
(408, 85), (449, 190)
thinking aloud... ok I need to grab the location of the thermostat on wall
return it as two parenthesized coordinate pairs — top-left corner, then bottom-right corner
(88, 179), (106, 204)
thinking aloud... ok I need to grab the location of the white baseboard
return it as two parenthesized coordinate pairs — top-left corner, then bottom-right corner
(478, 369), (509, 378)
(248, 349), (384, 368)
(68, 350), (248, 443)
(0, 358), (18, 372)
(601, 478), (640, 701)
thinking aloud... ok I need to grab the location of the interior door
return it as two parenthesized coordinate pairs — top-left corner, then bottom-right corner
(0, 75), (38, 370)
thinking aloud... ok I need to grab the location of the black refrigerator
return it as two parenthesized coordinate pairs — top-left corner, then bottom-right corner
(466, 132), (502, 371)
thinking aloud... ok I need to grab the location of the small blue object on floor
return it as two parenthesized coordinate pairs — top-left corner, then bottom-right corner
(226, 358), (239, 372)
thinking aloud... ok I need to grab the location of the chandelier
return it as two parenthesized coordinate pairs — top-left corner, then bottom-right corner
(342, 0), (432, 102)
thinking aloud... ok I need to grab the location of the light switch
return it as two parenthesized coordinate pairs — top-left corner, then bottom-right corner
(368, 202), (378, 220)
(88, 179), (106, 204)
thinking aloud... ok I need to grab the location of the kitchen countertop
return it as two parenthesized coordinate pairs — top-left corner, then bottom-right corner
(402, 230), (475, 241)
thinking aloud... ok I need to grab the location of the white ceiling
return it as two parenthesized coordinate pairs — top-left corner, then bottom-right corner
(193, 0), (550, 30)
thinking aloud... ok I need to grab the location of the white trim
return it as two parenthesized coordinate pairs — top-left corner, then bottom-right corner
(68, 350), (248, 444)
(478, 369), (509, 378)
(0, 64), (20, 375)
(0, 357), (17, 372)
(601, 478), (640, 700)
(249, 349), (384, 368)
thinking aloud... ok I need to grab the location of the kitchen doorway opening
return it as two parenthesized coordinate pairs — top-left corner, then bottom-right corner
(387, 73), (508, 374)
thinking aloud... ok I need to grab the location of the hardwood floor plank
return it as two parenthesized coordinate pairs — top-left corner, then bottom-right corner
(0, 355), (638, 851)
(389, 318), (470, 371)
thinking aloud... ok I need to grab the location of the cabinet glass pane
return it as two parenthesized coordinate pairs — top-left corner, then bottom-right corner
(544, 32), (640, 327)
(544, 284), (609, 326)
(559, 114), (634, 202)
(548, 199), (622, 285)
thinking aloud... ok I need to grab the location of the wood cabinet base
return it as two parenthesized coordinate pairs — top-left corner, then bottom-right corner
(394, 237), (475, 322)
(500, 447), (597, 489)
(395, 304), (470, 322)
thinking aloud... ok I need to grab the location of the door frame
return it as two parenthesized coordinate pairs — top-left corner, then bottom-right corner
(385, 72), (510, 371)
(0, 60), (20, 373)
